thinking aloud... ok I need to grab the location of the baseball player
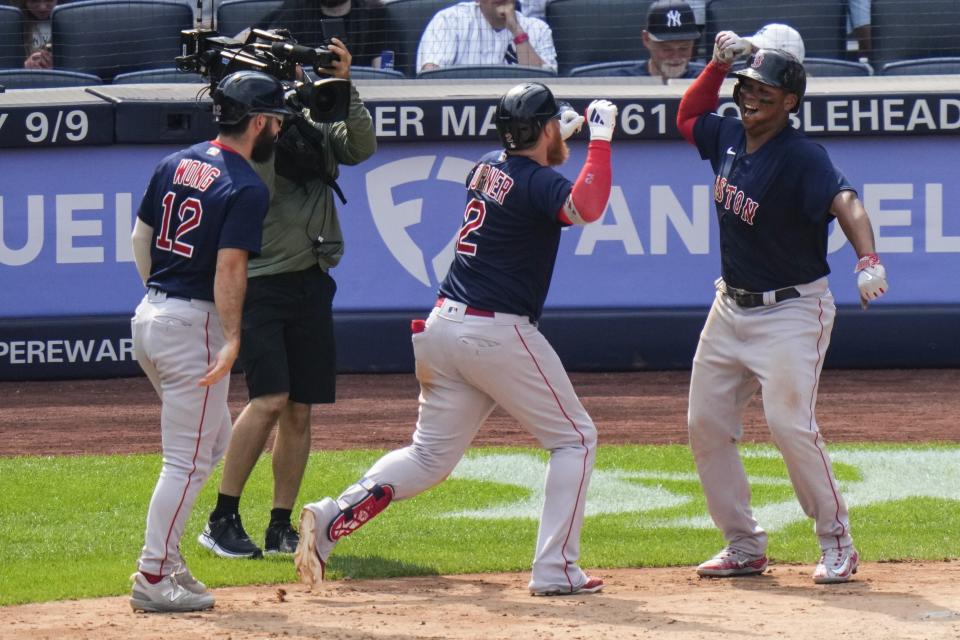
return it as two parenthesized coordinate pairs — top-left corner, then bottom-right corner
(294, 82), (617, 596)
(677, 35), (888, 583)
(128, 71), (292, 612)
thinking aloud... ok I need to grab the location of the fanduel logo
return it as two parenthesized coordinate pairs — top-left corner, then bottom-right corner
(365, 155), (475, 286)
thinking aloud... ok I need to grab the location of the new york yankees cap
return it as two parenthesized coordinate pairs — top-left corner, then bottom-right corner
(646, 0), (701, 42)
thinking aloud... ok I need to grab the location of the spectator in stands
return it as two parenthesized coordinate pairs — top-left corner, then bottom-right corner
(417, 0), (557, 73)
(848, 0), (872, 58)
(747, 23), (805, 63)
(20, 0), (56, 69)
(612, 0), (702, 81)
(261, 0), (388, 68)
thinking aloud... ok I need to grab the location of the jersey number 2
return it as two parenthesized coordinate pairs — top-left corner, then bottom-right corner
(456, 198), (486, 256)
(156, 192), (203, 258)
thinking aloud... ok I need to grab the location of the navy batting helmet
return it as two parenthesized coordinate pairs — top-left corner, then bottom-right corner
(212, 70), (295, 125)
(733, 48), (806, 114)
(495, 82), (562, 151)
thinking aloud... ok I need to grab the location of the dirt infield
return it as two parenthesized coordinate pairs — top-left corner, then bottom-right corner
(5, 563), (960, 639)
(2, 369), (959, 456)
(2, 369), (959, 638)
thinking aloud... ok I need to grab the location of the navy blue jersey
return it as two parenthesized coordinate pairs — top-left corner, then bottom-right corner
(438, 150), (572, 321)
(137, 141), (269, 301)
(693, 113), (854, 292)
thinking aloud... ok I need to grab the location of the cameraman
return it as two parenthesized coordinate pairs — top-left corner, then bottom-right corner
(199, 37), (377, 558)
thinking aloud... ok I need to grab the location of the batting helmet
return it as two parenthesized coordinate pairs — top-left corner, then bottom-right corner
(733, 48), (806, 114)
(495, 82), (562, 151)
(212, 70), (295, 125)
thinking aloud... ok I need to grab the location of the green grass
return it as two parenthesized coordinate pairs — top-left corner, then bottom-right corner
(1, 443), (958, 605)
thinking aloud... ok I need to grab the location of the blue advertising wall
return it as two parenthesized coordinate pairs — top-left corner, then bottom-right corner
(3, 136), (959, 319)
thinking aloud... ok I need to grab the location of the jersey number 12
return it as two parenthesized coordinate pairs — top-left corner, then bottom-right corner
(156, 191), (204, 258)
(456, 198), (486, 256)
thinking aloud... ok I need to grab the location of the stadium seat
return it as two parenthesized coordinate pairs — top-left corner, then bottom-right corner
(52, 0), (194, 81)
(547, 0), (649, 76)
(568, 59), (706, 78)
(0, 68), (102, 88)
(0, 5), (23, 69)
(705, 0), (847, 60)
(803, 57), (873, 76)
(349, 66), (407, 79)
(215, 0), (283, 39)
(112, 68), (206, 83)
(416, 64), (556, 79)
(880, 57), (960, 76)
(382, 0), (456, 78)
(871, 0), (960, 65)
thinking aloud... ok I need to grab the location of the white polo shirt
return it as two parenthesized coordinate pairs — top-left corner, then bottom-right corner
(416, 2), (557, 72)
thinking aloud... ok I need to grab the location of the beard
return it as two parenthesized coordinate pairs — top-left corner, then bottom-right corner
(546, 133), (569, 167)
(659, 60), (689, 79)
(251, 124), (278, 163)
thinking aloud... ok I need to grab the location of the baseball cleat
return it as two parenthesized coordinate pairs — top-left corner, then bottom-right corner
(170, 563), (208, 594)
(813, 546), (859, 584)
(295, 498), (340, 588)
(129, 572), (215, 613)
(531, 576), (605, 596)
(198, 513), (263, 559)
(697, 547), (768, 577)
(264, 522), (300, 555)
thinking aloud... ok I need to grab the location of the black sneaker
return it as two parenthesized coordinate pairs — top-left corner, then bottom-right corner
(197, 513), (263, 559)
(264, 522), (300, 555)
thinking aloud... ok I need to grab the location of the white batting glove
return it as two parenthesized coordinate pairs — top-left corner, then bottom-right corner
(586, 99), (617, 141)
(558, 107), (585, 141)
(712, 30), (751, 65)
(855, 254), (888, 309)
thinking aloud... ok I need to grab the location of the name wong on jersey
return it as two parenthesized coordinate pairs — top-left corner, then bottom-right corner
(171, 159), (221, 192)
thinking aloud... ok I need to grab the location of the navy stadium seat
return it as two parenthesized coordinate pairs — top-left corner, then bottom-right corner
(382, 0), (454, 78)
(112, 67), (206, 83)
(0, 68), (102, 88)
(215, 0), (283, 39)
(52, 0), (194, 81)
(0, 5), (23, 69)
(547, 0), (650, 76)
(416, 64), (556, 79)
(803, 57), (873, 76)
(871, 0), (960, 64)
(880, 57), (960, 75)
(348, 65), (407, 79)
(568, 59), (706, 78)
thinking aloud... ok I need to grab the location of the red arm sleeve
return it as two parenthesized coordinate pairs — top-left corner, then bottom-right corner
(676, 60), (731, 145)
(557, 140), (612, 225)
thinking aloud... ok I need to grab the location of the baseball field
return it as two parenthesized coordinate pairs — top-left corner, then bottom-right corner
(1, 369), (959, 639)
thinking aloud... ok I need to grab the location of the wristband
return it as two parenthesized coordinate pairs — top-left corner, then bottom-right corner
(513, 32), (529, 45)
(855, 253), (880, 272)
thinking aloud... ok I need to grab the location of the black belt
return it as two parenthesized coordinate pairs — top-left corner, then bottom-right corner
(724, 285), (801, 308)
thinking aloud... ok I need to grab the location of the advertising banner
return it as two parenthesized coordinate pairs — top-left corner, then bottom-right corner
(1, 136), (958, 319)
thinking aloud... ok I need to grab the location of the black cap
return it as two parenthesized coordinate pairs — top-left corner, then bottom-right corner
(646, 0), (701, 42)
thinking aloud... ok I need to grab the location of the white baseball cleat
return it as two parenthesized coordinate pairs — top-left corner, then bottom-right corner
(295, 498), (340, 588)
(129, 572), (215, 612)
(531, 576), (604, 596)
(813, 546), (859, 584)
(170, 563), (208, 595)
(697, 547), (768, 577)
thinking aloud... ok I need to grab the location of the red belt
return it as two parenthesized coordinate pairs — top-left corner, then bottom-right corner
(435, 297), (495, 317)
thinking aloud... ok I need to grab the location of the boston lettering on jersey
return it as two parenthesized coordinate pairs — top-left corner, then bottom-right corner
(713, 175), (759, 225)
(171, 159), (221, 192)
(466, 162), (515, 204)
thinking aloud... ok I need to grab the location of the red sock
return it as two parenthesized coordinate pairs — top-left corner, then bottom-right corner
(140, 571), (164, 584)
